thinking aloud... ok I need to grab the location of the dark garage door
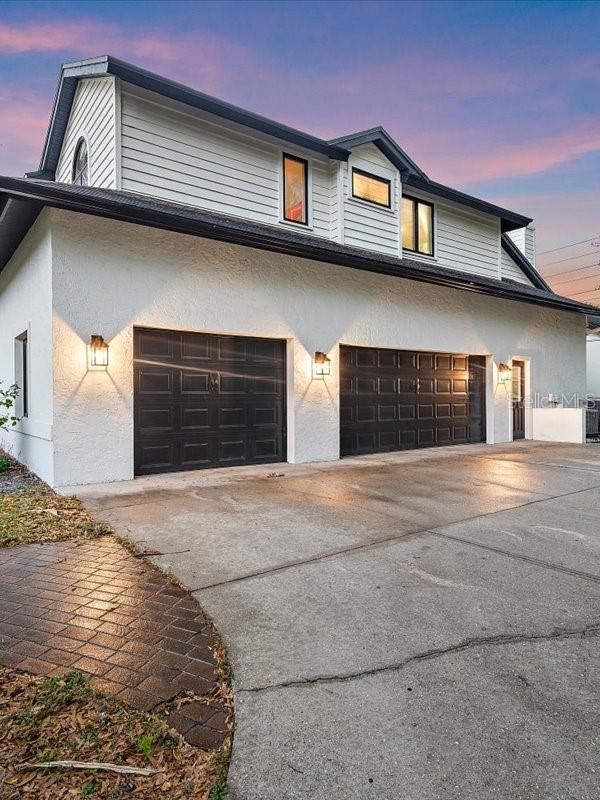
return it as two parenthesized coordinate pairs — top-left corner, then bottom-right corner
(340, 346), (485, 456)
(134, 328), (286, 475)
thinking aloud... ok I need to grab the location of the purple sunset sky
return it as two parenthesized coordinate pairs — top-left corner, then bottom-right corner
(0, 0), (598, 299)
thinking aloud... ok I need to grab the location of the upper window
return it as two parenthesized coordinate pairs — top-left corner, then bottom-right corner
(283, 154), (308, 224)
(402, 195), (433, 256)
(72, 138), (89, 186)
(351, 168), (391, 208)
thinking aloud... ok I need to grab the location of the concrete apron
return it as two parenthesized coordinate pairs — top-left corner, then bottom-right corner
(74, 441), (600, 800)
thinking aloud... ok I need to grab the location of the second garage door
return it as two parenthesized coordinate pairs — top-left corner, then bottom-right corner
(134, 328), (286, 475)
(340, 346), (486, 456)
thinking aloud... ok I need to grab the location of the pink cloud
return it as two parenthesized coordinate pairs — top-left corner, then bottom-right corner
(0, 90), (50, 175)
(0, 21), (111, 53)
(456, 125), (600, 183)
(0, 20), (261, 94)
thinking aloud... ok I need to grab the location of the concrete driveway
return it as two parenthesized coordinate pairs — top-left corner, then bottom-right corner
(75, 442), (600, 800)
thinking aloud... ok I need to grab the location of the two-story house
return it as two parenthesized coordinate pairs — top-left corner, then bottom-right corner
(0, 56), (594, 487)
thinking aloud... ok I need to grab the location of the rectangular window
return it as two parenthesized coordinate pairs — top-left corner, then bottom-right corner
(402, 195), (434, 256)
(283, 154), (308, 224)
(15, 331), (28, 418)
(351, 168), (391, 208)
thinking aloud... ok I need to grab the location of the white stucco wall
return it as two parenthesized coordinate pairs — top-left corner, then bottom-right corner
(532, 408), (585, 444)
(45, 209), (587, 486)
(0, 213), (54, 483)
(587, 334), (600, 396)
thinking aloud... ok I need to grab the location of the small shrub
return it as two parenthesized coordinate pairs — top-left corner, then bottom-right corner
(0, 458), (11, 473)
(0, 383), (20, 429)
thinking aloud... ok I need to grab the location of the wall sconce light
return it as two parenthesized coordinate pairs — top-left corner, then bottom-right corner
(497, 362), (512, 382)
(313, 351), (331, 378)
(89, 334), (109, 368)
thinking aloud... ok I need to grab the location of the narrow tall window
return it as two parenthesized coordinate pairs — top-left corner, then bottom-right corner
(15, 331), (28, 418)
(283, 154), (308, 224)
(402, 195), (434, 256)
(72, 138), (89, 186)
(352, 168), (391, 208)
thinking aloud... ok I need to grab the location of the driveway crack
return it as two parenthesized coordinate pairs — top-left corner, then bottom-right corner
(238, 622), (600, 694)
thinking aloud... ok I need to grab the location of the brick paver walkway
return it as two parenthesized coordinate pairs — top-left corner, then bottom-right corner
(0, 537), (229, 750)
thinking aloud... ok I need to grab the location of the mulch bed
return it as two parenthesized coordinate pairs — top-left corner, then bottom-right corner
(0, 452), (111, 547)
(0, 669), (231, 799)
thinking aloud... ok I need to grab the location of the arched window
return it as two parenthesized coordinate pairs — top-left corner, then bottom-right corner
(72, 138), (89, 186)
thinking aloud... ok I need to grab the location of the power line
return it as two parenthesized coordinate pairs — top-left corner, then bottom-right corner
(569, 286), (600, 297)
(541, 259), (600, 281)
(537, 235), (600, 256)
(539, 250), (599, 268)
(551, 272), (600, 288)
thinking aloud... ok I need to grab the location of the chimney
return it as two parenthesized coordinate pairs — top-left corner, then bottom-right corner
(507, 223), (536, 267)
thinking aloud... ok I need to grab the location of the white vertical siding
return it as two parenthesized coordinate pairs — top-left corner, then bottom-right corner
(56, 77), (117, 188)
(342, 144), (400, 256)
(121, 92), (279, 224)
(52, 80), (529, 285)
(434, 205), (500, 280)
(508, 224), (536, 266)
(120, 90), (335, 239)
(310, 159), (335, 239)
(404, 187), (501, 282)
(500, 247), (534, 285)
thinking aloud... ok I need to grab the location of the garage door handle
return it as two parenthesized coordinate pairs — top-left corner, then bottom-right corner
(211, 373), (220, 391)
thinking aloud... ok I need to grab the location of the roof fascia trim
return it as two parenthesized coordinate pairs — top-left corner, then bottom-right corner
(405, 174), (532, 233)
(329, 127), (428, 179)
(0, 179), (592, 318)
(500, 233), (551, 292)
(40, 56), (350, 175)
(0, 197), (44, 272)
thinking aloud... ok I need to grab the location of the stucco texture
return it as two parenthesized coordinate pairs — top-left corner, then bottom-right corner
(40, 208), (585, 486)
(0, 213), (54, 483)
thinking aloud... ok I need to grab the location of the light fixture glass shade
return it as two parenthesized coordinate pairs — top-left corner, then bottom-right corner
(89, 335), (109, 367)
(497, 362), (511, 382)
(313, 351), (331, 378)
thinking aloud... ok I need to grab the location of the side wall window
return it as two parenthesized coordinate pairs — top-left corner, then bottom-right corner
(72, 138), (89, 186)
(14, 331), (28, 418)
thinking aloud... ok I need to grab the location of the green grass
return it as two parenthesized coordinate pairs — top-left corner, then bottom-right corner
(137, 732), (158, 759)
(81, 778), (101, 797)
(210, 778), (229, 799)
(0, 489), (112, 546)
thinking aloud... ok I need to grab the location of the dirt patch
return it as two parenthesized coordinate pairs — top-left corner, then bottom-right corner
(0, 669), (231, 799)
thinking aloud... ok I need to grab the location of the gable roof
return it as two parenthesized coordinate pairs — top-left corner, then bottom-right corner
(328, 127), (428, 180)
(35, 55), (351, 176)
(0, 176), (594, 320)
(33, 55), (532, 233)
(500, 233), (551, 291)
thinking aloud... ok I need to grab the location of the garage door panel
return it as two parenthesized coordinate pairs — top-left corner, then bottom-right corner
(137, 330), (175, 360)
(181, 333), (210, 361)
(134, 328), (286, 475)
(181, 406), (210, 430)
(340, 346), (485, 457)
(137, 406), (174, 433)
(181, 371), (211, 394)
(138, 368), (173, 395)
